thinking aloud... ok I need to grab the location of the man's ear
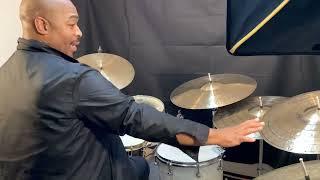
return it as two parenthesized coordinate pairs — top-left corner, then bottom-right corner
(34, 16), (49, 35)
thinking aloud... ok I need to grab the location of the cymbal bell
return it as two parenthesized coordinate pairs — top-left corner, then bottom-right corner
(170, 74), (257, 109)
(77, 53), (135, 89)
(261, 90), (320, 154)
(254, 160), (320, 180)
(214, 96), (287, 139)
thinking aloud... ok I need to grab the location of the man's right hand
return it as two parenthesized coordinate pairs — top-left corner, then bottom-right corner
(207, 118), (264, 147)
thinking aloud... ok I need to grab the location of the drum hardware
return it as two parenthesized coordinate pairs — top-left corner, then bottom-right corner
(257, 139), (264, 176)
(196, 162), (201, 178)
(260, 91), (320, 154)
(77, 46), (135, 89)
(167, 162), (173, 176)
(154, 154), (159, 166)
(257, 97), (264, 176)
(218, 159), (223, 171)
(170, 73), (257, 109)
(176, 110), (184, 119)
(212, 108), (218, 119)
(299, 158), (310, 180)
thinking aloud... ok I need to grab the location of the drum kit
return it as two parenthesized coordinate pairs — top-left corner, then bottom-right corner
(78, 49), (320, 180)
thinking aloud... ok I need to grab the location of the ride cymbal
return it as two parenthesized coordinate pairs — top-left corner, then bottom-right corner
(214, 96), (287, 139)
(170, 74), (257, 109)
(261, 90), (320, 154)
(78, 53), (135, 89)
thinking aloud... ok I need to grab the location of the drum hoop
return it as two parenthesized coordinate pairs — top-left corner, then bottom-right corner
(155, 151), (221, 167)
(124, 141), (146, 152)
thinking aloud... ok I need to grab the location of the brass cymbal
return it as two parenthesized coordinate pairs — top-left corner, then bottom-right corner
(133, 95), (165, 112)
(214, 96), (287, 139)
(261, 91), (320, 154)
(77, 53), (135, 89)
(254, 160), (320, 180)
(170, 74), (257, 109)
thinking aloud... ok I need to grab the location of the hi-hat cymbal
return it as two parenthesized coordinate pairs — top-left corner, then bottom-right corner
(170, 74), (257, 109)
(254, 160), (320, 180)
(133, 95), (165, 112)
(261, 90), (320, 154)
(214, 96), (287, 139)
(77, 53), (135, 89)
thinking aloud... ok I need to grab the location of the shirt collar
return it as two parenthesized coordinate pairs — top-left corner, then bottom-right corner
(17, 38), (79, 63)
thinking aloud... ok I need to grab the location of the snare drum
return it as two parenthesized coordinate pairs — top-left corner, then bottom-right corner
(120, 134), (146, 156)
(155, 143), (224, 180)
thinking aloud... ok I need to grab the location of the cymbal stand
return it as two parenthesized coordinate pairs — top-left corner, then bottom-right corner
(299, 158), (311, 180)
(257, 139), (264, 175)
(257, 96), (264, 176)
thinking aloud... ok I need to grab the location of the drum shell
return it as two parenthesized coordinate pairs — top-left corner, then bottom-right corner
(155, 144), (223, 180)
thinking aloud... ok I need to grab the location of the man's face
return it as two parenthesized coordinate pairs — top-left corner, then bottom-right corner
(45, 2), (82, 57)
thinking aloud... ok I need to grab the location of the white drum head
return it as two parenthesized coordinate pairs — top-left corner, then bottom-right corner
(120, 134), (145, 147)
(156, 143), (224, 163)
(133, 95), (165, 112)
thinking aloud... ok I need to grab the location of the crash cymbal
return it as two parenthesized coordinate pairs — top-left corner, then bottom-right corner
(77, 53), (135, 89)
(214, 96), (287, 139)
(170, 74), (257, 109)
(255, 160), (320, 180)
(133, 95), (165, 112)
(261, 90), (320, 154)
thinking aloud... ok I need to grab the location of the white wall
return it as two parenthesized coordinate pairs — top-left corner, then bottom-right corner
(0, 0), (22, 67)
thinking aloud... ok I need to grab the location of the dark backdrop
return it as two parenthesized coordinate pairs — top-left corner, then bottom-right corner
(72, 0), (319, 169)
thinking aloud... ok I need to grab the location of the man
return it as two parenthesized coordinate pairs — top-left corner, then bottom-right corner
(0, 0), (264, 179)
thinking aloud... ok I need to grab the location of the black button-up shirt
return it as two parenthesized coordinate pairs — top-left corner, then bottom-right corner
(0, 38), (209, 180)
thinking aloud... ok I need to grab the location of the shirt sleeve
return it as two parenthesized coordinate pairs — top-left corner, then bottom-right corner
(73, 70), (210, 145)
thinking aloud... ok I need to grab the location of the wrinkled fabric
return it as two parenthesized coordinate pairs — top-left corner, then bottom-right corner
(0, 38), (209, 180)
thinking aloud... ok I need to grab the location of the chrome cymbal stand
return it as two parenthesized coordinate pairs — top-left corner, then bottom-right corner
(257, 139), (264, 175)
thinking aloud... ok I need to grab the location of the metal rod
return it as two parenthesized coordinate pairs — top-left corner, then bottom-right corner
(259, 96), (263, 109)
(299, 158), (310, 180)
(212, 108), (217, 123)
(97, 46), (103, 53)
(257, 139), (264, 175)
(208, 73), (212, 82)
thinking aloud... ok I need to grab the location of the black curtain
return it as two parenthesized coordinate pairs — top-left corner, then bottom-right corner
(72, 0), (319, 169)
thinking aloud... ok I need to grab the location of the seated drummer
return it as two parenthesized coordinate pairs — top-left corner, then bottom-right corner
(0, 0), (264, 179)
